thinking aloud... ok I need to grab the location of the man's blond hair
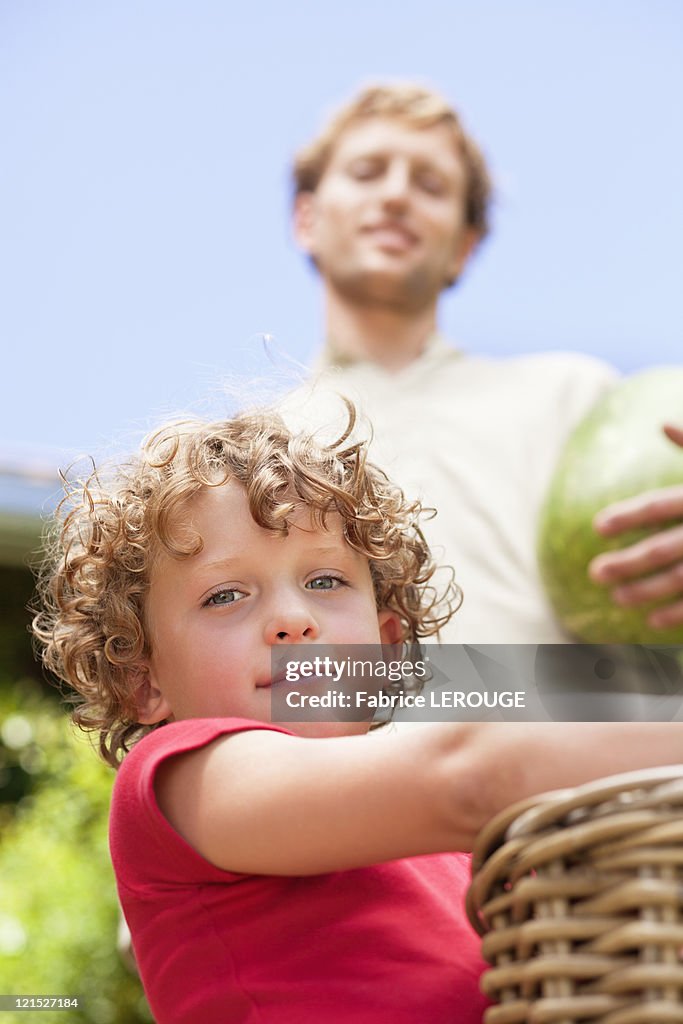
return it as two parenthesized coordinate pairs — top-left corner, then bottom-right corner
(293, 82), (492, 240)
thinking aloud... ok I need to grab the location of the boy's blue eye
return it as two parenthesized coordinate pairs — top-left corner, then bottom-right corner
(306, 576), (343, 591)
(205, 589), (244, 606)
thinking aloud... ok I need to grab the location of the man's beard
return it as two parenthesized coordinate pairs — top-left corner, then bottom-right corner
(325, 261), (449, 315)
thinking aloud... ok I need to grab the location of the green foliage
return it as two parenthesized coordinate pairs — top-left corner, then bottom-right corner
(0, 681), (151, 1024)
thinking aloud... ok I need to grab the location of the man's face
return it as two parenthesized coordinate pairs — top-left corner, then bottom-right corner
(295, 117), (478, 313)
(138, 481), (399, 737)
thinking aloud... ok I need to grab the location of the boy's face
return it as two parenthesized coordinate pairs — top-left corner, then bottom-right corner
(138, 481), (400, 737)
(294, 116), (478, 311)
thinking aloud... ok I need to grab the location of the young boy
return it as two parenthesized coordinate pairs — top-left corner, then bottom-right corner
(33, 406), (683, 1024)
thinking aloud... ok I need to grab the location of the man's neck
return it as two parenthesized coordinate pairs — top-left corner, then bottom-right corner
(323, 289), (439, 373)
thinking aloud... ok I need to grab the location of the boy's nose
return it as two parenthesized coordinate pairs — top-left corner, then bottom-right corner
(264, 604), (320, 645)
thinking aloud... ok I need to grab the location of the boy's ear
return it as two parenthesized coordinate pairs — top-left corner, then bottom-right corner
(293, 192), (316, 254)
(378, 609), (403, 647)
(131, 665), (173, 725)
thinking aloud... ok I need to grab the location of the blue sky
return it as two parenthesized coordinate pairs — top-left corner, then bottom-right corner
(1, 0), (682, 460)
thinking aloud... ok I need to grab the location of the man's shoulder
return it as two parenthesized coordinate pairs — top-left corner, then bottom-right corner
(457, 349), (619, 399)
(484, 350), (618, 414)
(416, 347), (619, 399)
(510, 349), (618, 378)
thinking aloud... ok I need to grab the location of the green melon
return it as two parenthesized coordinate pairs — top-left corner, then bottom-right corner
(538, 367), (683, 643)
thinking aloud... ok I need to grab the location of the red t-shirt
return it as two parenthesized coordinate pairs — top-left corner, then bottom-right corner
(110, 718), (488, 1023)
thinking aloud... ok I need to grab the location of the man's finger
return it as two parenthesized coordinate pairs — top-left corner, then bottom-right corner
(594, 486), (683, 536)
(648, 598), (683, 630)
(663, 423), (683, 448)
(589, 523), (683, 583)
(610, 563), (683, 606)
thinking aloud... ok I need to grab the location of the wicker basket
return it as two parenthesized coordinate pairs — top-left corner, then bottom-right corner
(467, 766), (683, 1024)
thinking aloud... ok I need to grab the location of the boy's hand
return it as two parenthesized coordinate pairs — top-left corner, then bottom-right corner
(588, 424), (683, 629)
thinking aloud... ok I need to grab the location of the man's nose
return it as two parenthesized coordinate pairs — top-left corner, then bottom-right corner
(264, 599), (320, 644)
(379, 161), (412, 206)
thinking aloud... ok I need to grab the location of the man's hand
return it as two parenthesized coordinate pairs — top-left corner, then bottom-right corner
(589, 425), (683, 629)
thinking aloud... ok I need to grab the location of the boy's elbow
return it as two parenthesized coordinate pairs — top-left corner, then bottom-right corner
(429, 723), (529, 852)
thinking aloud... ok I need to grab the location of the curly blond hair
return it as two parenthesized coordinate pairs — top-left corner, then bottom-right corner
(33, 404), (459, 767)
(293, 82), (493, 242)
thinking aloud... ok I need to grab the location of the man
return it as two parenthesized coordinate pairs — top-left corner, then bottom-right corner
(286, 82), (683, 643)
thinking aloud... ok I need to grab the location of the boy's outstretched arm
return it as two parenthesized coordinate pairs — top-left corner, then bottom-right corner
(154, 723), (683, 876)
